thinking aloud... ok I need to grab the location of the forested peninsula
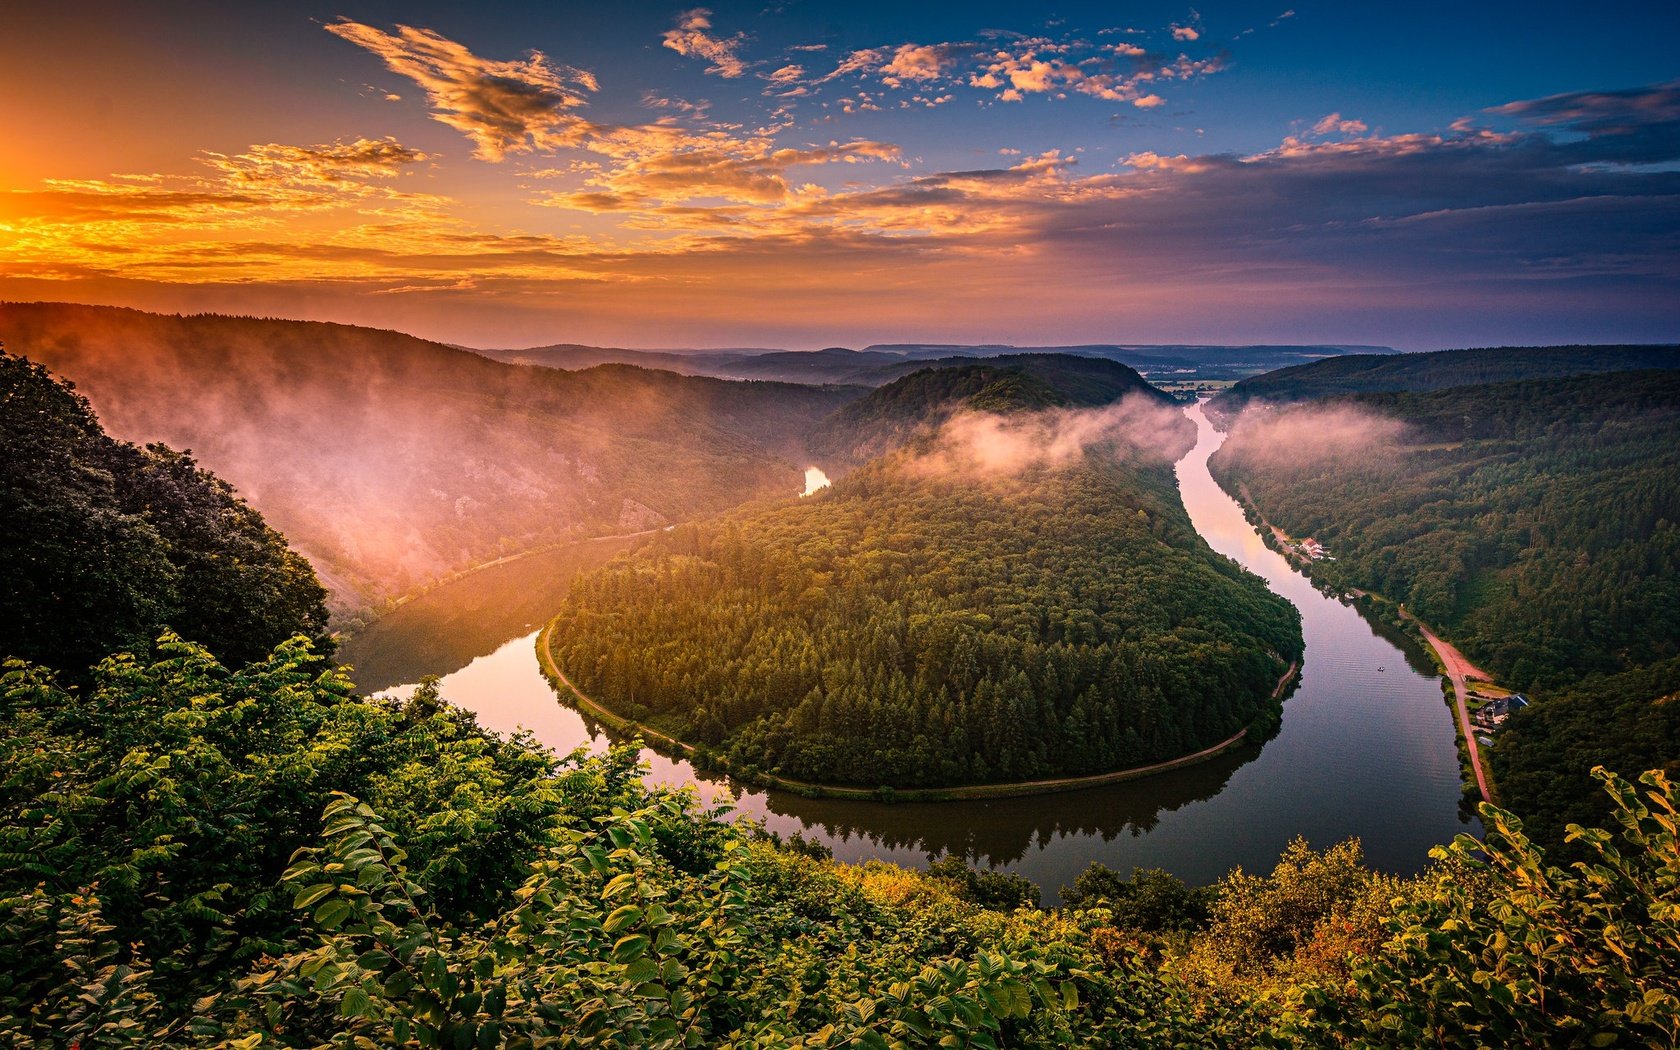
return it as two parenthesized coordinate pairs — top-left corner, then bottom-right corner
(545, 363), (1302, 790)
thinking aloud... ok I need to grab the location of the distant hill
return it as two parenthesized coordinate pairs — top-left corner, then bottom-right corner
(0, 303), (862, 621)
(477, 341), (1394, 387)
(809, 355), (1173, 469)
(1208, 344), (1680, 419)
(869, 343), (1395, 376)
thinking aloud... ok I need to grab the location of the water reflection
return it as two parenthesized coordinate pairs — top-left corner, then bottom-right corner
(344, 402), (1472, 901)
(337, 535), (638, 692)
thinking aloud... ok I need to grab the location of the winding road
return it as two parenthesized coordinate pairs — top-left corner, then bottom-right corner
(1405, 612), (1494, 803)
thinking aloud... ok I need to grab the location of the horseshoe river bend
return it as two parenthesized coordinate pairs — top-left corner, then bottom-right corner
(337, 403), (1473, 903)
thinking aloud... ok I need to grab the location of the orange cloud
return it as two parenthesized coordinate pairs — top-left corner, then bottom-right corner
(662, 9), (748, 78)
(1311, 113), (1369, 136)
(325, 21), (598, 160)
(881, 44), (956, 86)
(202, 138), (431, 184)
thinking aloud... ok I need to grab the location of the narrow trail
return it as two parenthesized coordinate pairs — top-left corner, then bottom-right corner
(536, 618), (1300, 802)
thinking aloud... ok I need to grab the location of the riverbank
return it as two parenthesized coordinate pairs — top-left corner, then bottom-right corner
(536, 616), (1298, 803)
(1218, 479), (1496, 804)
(1402, 611), (1496, 804)
(345, 401), (1468, 888)
(335, 529), (665, 641)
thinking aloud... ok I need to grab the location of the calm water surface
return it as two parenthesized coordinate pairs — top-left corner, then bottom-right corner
(338, 413), (1472, 901)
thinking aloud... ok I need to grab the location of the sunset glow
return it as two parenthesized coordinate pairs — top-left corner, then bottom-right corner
(3, 3), (1677, 348)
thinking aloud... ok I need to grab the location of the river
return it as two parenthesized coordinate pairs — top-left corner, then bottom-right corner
(336, 402), (1472, 901)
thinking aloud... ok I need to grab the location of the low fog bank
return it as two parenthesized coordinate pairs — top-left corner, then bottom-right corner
(910, 393), (1196, 479)
(1215, 401), (1410, 471)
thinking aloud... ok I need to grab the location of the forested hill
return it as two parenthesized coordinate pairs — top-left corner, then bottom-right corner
(1209, 369), (1680, 851)
(0, 303), (863, 620)
(547, 369), (1301, 789)
(809, 355), (1170, 469)
(0, 351), (329, 675)
(1209, 344), (1680, 418)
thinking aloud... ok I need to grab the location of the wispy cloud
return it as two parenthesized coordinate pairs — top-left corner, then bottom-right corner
(1488, 80), (1680, 139)
(1310, 113), (1368, 136)
(662, 8), (749, 78)
(202, 138), (431, 184)
(537, 134), (902, 210)
(810, 28), (1226, 109)
(910, 394), (1194, 480)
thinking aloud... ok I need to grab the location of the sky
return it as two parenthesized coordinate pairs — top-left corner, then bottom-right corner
(2, 1), (1678, 350)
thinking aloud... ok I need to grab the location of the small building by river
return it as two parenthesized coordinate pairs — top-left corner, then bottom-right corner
(1471, 693), (1529, 730)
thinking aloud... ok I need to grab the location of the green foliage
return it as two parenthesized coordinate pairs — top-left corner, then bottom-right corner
(1195, 839), (1401, 985)
(0, 633), (577, 1028)
(1062, 866), (1215, 934)
(926, 856), (1041, 910)
(4, 628), (1680, 1046)
(1494, 658), (1680, 860)
(0, 349), (330, 673)
(550, 445), (1300, 789)
(1295, 768), (1680, 1048)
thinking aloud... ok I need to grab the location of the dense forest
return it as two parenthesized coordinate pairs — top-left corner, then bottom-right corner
(1209, 368), (1680, 848)
(0, 303), (862, 620)
(547, 365), (1300, 788)
(2, 630), (1673, 1047)
(0, 350), (329, 675)
(1209, 343), (1680, 416)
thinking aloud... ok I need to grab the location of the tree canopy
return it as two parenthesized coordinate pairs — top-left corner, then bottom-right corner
(0, 349), (330, 673)
(547, 366), (1300, 789)
(1209, 343), (1680, 417)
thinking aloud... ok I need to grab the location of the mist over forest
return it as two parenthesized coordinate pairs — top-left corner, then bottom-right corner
(0, 303), (860, 621)
(5, 1), (1680, 1042)
(3, 298), (1679, 1047)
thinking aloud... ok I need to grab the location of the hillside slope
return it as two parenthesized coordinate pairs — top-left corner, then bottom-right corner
(483, 341), (1395, 387)
(0, 303), (861, 620)
(0, 351), (329, 674)
(1209, 370), (1680, 848)
(808, 355), (1173, 469)
(1209, 344), (1680, 418)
